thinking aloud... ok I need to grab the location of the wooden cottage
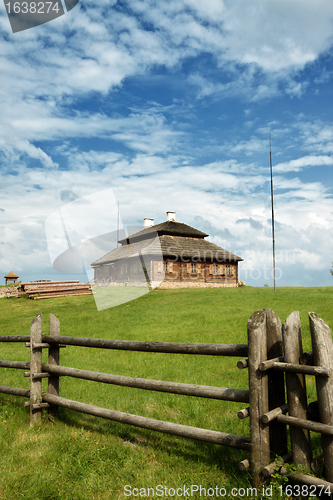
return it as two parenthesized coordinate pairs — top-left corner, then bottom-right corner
(91, 212), (243, 288)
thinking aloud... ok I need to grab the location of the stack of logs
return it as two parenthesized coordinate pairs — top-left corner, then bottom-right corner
(18, 281), (91, 300)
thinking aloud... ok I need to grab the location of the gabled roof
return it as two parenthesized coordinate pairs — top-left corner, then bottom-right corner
(117, 220), (208, 245)
(91, 232), (243, 266)
(92, 236), (162, 266)
(4, 270), (19, 278)
(159, 235), (243, 261)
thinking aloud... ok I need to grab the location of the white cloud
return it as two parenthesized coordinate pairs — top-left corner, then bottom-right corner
(0, 1), (333, 288)
(274, 155), (333, 173)
(295, 121), (333, 154)
(218, 0), (333, 72)
(0, 0), (332, 169)
(0, 107), (185, 164)
(187, 70), (281, 101)
(127, 0), (333, 72)
(221, 137), (269, 157)
(1, 151), (332, 286)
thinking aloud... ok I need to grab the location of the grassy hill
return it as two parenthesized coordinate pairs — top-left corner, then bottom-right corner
(0, 286), (332, 499)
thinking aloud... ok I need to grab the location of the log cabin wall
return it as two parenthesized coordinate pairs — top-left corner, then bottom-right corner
(95, 259), (147, 283)
(152, 259), (238, 284)
(113, 258), (148, 283)
(95, 258), (239, 286)
(94, 265), (111, 281)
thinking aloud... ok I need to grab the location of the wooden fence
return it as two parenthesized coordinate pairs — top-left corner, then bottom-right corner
(1, 309), (333, 494)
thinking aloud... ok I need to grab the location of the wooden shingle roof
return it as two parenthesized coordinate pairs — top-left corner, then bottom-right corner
(91, 221), (242, 266)
(117, 221), (208, 245)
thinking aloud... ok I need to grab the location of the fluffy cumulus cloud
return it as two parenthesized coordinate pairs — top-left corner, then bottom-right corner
(0, 0), (332, 163)
(0, 0), (333, 287)
(126, 0), (333, 72)
(1, 152), (332, 286)
(218, 0), (333, 71)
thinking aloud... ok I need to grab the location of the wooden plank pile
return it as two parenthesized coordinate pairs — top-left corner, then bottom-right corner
(18, 281), (92, 300)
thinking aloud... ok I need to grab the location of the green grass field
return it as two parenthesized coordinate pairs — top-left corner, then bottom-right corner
(0, 286), (332, 499)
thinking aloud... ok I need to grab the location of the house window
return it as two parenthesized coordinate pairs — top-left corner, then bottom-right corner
(120, 264), (128, 275)
(213, 264), (219, 275)
(134, 262), (141, 274)
(164, 261), (173, 273)
(156, 261), (163, 273)
(191, 263), (196, 273)
(226, 265), (232, 275)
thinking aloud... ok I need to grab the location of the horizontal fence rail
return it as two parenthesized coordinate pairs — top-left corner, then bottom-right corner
(271, 362), (330, 377)
(0, 385), (30, 398)
(0, 336), (31, 343)
(0, 336), (32, 401)
(3, 308), (333, 493)
(0, 359), (31, 398)
(0, 335), (31, 398)
(0, 360), (30, 370)
(41, 363), (250, 402)
(277, 414), (333, 436)
(42, 392), (251, 451)
(42, 335), (248, 356)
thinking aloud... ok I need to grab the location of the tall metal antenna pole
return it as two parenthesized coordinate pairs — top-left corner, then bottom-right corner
(117, 202), (120, 248)
(270, 134), (276, 290)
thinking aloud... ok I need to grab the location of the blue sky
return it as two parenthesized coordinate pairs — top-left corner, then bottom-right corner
(1, 0), (333, 287)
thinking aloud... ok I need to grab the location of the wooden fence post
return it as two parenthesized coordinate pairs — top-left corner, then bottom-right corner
(30, 314), (43, 427)
(265, 309), (288, 457)
(282, 311), (311, 469)
(309, 312), (333, 483)
(48, 314), (60, 417)
(248, 309), (270, 486)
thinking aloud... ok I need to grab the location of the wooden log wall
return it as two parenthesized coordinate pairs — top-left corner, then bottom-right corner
(105, 259), (239, 283)
(154, 260), (238, 283)
(96, 259), (239, 284)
